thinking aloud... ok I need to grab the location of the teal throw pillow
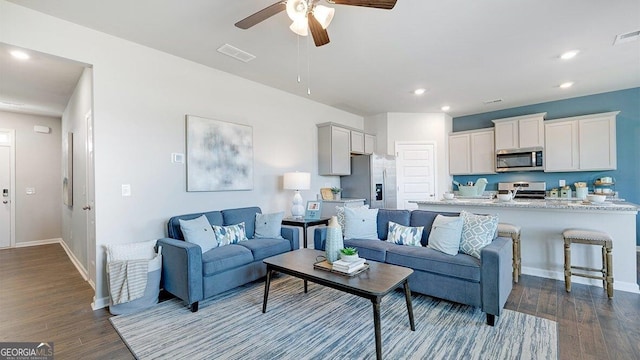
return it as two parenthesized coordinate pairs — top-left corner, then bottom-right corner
(213, 222), (248, 246)
(427, 215), (463, 255)
(254, 212), (284, 239)
(459, 211), (498, 259)
(178, 215), (218, 253)
(386, 221), (423, 246)
(343, 207), (378, 240)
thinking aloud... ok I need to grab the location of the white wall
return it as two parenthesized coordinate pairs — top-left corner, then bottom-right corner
(1, 0), (362, 307)
(0, 111), (62, 243)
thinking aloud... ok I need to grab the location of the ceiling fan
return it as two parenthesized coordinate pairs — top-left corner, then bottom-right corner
(235, 1), (398, 47)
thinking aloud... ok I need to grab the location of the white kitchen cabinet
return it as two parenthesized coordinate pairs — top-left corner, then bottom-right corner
(492, 113), (546, 150)
(544, 111), (618, 172)
(318, 123), (351, 175)
(364, 134), (375, 155)
(449, 128), (495, 175)
(350, 130), (365, 154)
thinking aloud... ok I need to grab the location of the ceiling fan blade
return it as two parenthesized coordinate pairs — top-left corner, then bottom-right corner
(308, 12), (330, 47)
(235, 2), (286, 29)
(328, 0), (397, 10)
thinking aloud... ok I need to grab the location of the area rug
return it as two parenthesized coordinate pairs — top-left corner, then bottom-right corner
(110, 275), (558, 359)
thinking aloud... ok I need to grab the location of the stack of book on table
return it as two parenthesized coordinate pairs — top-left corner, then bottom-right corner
(332, 258), (366, 274)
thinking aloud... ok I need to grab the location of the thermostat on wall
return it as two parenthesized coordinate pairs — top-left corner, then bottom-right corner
(172, 153), (185, 164)
(34, 125), (50, 134)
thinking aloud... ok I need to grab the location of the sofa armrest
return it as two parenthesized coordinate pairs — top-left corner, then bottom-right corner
(314, 227), (328, 250)
(281, 225), (300, 250)
(480, 236), (513, 318)
(157, 237), (203, 307)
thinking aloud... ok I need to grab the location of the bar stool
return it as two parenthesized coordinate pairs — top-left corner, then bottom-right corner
(562, 229), (613, 298)
(498, 223), (521, 283)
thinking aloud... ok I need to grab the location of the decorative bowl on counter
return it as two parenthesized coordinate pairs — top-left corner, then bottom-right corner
(587, 194), (606, 203)
(443, 192), (455, 200)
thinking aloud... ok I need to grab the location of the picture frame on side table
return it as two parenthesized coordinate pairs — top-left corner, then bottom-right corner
(305, 201), (322, 220)
(320, 188), (334, 200)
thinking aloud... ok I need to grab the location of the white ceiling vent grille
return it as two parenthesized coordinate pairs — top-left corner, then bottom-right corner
(614, 30), (640, 45)
(217, 44), (256, 63)
(483, 98), (503, 105)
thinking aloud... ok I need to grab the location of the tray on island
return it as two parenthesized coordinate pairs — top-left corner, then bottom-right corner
(313, 260), (370, 277)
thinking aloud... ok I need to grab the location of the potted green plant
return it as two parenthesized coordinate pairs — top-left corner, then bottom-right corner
(339, 247), (359, 262)
(331, 187), (342, 200)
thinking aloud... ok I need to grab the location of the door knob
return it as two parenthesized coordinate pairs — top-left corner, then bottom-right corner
(82, 205), (92, 210)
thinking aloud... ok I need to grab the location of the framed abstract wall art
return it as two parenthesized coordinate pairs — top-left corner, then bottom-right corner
(186, 115), (253, 192)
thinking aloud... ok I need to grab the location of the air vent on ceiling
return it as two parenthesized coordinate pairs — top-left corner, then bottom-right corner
(217, 44), (256, 63)
(614, 30), (640, 45)
(483, 98), (503, 105)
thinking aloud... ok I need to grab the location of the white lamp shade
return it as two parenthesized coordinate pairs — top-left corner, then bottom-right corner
(286, 0), (308, 21)
(283, 172), (311, 190)
(313, 5), (335, 29)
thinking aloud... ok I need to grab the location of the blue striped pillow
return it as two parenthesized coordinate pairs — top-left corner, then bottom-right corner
(386, 221), (424, 246)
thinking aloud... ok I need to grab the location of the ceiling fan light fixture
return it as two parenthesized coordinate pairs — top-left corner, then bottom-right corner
(313, 5), (335, 29)
(286, 0), (308, 21)
(290, 18), (309, 36)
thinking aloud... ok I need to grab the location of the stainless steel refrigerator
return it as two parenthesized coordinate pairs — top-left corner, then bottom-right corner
(340, 154), (397, 209)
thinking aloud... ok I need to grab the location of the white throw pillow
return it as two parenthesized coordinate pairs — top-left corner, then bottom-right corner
(254, 212), (284, 239)
(343, 207), (379, 240)
(459, 211), (498, 259)
(179, 215), (218, 253)
(427, 215), (463, 255)
(386, 221), (423, 246)
(336, 204), (370, 235)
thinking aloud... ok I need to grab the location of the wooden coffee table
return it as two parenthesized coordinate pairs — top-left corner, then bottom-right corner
(262, 249), (415, 360)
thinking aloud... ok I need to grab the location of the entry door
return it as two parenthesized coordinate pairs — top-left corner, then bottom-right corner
(0, 130), (14, 248)
(395, 142), (436, 210)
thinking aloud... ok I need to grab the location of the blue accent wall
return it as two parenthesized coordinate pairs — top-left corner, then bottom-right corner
(452, 87), (640, 246)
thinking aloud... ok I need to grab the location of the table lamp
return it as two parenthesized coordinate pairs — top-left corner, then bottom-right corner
(283, 172), (311, 218)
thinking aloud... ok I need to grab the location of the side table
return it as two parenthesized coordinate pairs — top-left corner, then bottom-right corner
(281, 217), (330, 248)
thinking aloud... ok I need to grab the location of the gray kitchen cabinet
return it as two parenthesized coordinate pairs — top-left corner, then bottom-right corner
(449, 128), (495, 175)
(364, 134), (376, 154)
(544, 111), (618, 172)
(318, 123), (351, 175)
(350, 130), (365, 154)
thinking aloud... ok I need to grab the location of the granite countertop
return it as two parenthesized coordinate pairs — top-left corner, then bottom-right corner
(412, 199), (639, 212)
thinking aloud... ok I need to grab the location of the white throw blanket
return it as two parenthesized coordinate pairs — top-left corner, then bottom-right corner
(108, 259), (149, 305)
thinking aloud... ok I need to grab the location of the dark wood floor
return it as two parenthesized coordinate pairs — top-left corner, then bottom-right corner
(1, 244), (639, 360)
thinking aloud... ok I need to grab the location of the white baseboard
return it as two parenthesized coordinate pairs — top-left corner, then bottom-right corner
(522, 266), (640, 294)
(15, 238), (62, 247)
(57, 239), (89, 282)
(92, 296), (110, 310)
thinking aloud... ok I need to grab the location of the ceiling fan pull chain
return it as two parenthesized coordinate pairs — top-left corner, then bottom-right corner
(297, 35), (301, 83)
(307, 33), (311, 95)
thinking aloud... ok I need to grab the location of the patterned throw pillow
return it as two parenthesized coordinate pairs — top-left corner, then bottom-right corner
(343, 207), (379, 240)
(459, 211), (498, 259)
(178, 215), (218, 253)
(213, 222), (248, 246)
(427, 215), (463, 255)
(386, 221), (424, 246)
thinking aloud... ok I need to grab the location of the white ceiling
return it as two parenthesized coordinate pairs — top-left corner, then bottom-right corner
(3, 0), (640, 118)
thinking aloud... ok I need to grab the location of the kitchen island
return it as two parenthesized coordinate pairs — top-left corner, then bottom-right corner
(411, 199), (639, 293)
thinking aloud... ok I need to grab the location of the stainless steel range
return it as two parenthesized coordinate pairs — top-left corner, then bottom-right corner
(498, 181), (546, 199)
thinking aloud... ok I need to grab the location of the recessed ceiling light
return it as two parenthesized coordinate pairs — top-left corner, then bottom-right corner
(441, 105), (450, 111)
(560, 50), (579, 60)
(413, 88), (426, 95)
(559, 82), (574, 89)
(10, 50), (30, 60)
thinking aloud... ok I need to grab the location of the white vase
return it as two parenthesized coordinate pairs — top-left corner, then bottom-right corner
(325, 216), (343, 264)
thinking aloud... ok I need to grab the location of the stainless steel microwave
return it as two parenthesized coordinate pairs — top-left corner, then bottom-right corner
(496, 147), (544, 172)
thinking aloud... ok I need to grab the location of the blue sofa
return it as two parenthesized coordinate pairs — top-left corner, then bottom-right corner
(314, 209), (512, 326)
(158, 206), (299, 312)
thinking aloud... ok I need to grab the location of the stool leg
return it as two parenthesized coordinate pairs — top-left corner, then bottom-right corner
(605, 245), (614, 298)
(512, 235), (519, 283)
(564, 240), (572, 292)
(601, 245), (606, 290)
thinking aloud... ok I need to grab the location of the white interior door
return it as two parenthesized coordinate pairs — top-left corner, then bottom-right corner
(395, 142), (436, 210)
(0, 129), (15, 248)
(85, 111), (97, 289)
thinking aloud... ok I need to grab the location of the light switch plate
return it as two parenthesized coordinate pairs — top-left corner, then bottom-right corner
(121, 184), (131, 197)
(172, 153), (185, 163)
(559, 179), (566, 187)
